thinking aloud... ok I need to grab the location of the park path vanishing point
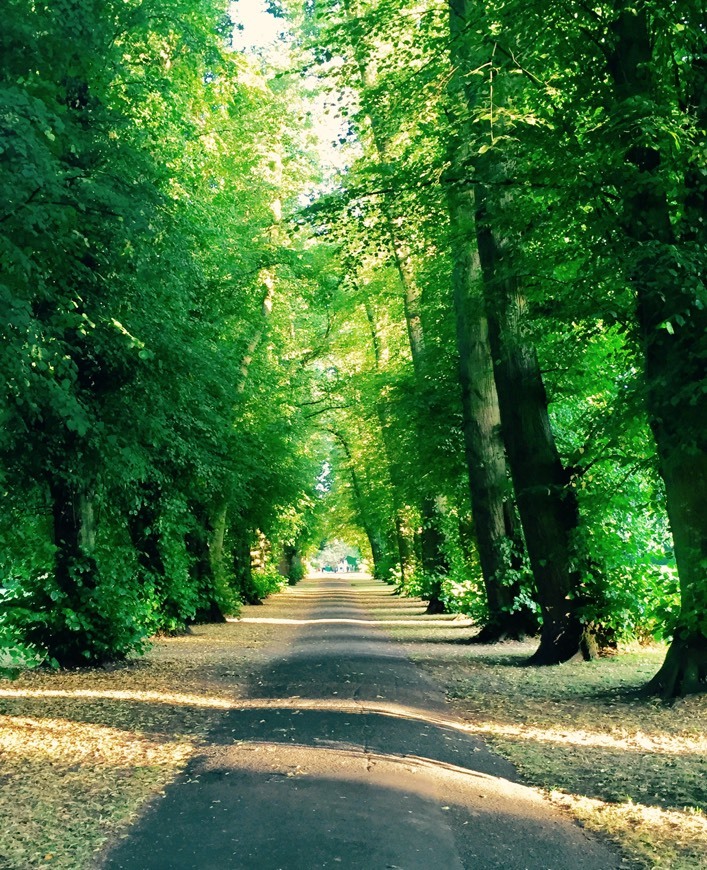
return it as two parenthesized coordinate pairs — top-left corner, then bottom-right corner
(102, 573), (621, 870)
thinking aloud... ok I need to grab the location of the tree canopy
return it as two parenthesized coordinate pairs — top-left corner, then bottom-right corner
(1, 0), (704, 697)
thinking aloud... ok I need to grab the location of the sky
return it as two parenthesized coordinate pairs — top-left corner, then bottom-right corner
(229, 0), (358, 181)
(229, 0), (288, 57)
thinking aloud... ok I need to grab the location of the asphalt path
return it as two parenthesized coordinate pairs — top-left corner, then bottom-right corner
(103, 573), (621, 869)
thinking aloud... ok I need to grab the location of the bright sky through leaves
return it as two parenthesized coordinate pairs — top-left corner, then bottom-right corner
(230, 0), (285, 53)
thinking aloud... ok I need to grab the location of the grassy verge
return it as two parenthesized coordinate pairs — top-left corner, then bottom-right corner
(387, 621), (706, 870)
(0, 622), (278, 869)
(1, 584), (704, 870)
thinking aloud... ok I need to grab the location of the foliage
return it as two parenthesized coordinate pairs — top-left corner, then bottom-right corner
(0, 0), (327, 664)
(298, 0), (705, 685)
(0, 0), (704, 690)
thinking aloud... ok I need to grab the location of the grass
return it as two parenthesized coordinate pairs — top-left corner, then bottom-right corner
(385, 621), (707, 870)
(1, 585), (704, 869)
(0, 622), (280, 869)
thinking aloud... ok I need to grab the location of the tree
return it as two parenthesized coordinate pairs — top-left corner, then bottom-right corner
(602, 2), (706, 694)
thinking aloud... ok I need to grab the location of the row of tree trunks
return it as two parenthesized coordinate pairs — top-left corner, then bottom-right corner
(474, 180), (586, 663)
(361, 299), (419, 583)
(446, 173), (537, 639)
(345, 1), (450, 601)
(447, 0), (585, 663)
(331, 426), (396, 579)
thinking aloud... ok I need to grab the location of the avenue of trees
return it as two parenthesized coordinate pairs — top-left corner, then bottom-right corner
(1, 0), (705, 697)
(0, 0), (329, 668)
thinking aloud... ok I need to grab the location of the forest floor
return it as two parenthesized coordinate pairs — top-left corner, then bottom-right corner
(0, 620), (289, 869)
(384, 599), (707, 870)
(0, 581), (704, 869)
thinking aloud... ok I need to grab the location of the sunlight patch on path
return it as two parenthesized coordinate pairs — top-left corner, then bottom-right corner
(0, 688), (235, 710)
(231, 617), (474, 626)
(228, 698), (707, 756)
(207, 739), (524, 794)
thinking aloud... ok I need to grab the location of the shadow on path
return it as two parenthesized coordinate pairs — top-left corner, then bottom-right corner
(102, 574), (621, 870)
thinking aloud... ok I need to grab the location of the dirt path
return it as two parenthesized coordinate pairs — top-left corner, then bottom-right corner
(101, 574), (620, 869)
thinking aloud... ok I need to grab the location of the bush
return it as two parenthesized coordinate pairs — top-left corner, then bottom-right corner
(248, 564), (285, 602)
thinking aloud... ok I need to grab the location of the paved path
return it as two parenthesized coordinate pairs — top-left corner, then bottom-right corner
(103, 574), (620, 869)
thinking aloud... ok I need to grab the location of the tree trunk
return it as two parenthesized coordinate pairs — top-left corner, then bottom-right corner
(368, 531), (389, 578)
(361, 300), (418, 583)
(232, 523), (260, 605)
(421, 496), (448, 614)
(186, 504), (226, 623)
(45, 475), (108, 665)
(331, 425), (395, 580)
(608, 5), (707, 696)
(279, 544), (295, 578)
(209, 499), (228, 585)
(447, 0), (568, 652)
(344, 13), (450, 591)
(475, 185), (585, 663)
(51, 478), (97, 596)
(127, 486), (184, 631)
(447, 170), (537, 639)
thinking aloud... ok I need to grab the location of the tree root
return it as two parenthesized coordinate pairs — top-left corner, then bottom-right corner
(644, 632), (707, 699)
(425, 596), (447, 615)
(525, 617), (586, 665)
(467, 619), (535, 644)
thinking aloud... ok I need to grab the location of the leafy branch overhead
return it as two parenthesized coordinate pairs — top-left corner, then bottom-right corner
(0, 0), (705, 699)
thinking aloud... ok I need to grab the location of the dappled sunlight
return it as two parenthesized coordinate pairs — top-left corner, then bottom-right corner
(383, 614), (706, 867)
(233, 696), (447, 721)
(1, 576), (701, 869)
(0, 713), (194, 765)
(227, 697), (706, 757)
(549, 791), (707, 869)
(180, 737), (707, 868)
(0, 713), (196, 870)
(206, 739), (525, 798)
(0, 687), (236, 710)
(232, 616), (473, 626)
(458, 715), (707, 756)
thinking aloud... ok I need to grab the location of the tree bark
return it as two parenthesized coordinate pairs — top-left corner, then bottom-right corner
(232, 523), (260, 605)
(331, 425), (395, 580)
(361, 299), (417, 583)
(447, 169), (537, 639)
(475, 183), (585, 663)
(343, 7), (449, 594)
(209, 499), (228, 583)
(186, 503), (226, 623)
(421, 496), (448, 613)
(127, 485), (185, 631)
(608, 5), (707, 696)
(45, 475), (108, 665)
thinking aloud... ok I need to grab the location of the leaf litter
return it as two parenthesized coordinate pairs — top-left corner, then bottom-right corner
(386, 620), (706, 870)
(1, 596), (705, 870)
(0, 621), (279, 869)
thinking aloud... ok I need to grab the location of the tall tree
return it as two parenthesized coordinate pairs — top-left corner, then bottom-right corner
(445, 0), (587, 662)
(603, 2), (706, 694)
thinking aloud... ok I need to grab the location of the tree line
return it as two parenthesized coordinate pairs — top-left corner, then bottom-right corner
(304, 0), (706, 697)
(1, 0), (704, 698)
(0, 0), (327, 669)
